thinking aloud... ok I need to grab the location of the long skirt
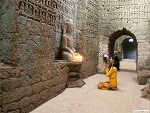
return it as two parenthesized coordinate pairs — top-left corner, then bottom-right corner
(97, 81), (117, 90)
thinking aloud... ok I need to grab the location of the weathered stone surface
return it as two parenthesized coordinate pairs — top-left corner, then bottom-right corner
(141, 78), (150, 101)
(39, 89), (51, 101)
(19, 76), (32, 87)
(12, 68), (21, 77)
(69, 61), (82, 72)
(0, 94), (2, 107)
(67, 80), (79, 88)
(2, 95), (32, 112)
(1, 0), (98, 112)
(2, 87), (32, 104)
(0, 66), (14, 79)
(50, 83), (66, 93)
(0, 0), (150, 112)
(68, 72), (79, 78)
(138, 70), (150, 77)
(2, 101), (20, 112)
(98, 0), (150, 71)
(7, 110), (20, 113)
(1, 78), (21, 92)
(141, 87), (148, 98)
(21, 104), (34, 113)
(30, 94), (41, 105)
(137, 70), (150, 85)
(77, 79), (85, 88)
(32, 82), (43, 94)
(138, 77), (148, 85)
(67, 79), (85, 88)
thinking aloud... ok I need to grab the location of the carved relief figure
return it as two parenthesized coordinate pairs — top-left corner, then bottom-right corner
(62, 19), (76, 61)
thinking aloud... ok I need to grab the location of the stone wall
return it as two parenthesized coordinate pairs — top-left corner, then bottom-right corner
(2, 0), (150, 112)
(0, 0), (101, 112)
(99, 0), (150, 70)
(97, 35), (109, 73)
(0, 0), (75, 112)
(76, 0), (100, 78)
(0, 62), (69, 113)
(0, 0), (16, 65)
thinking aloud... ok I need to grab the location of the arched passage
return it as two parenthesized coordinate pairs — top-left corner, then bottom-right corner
(108, 28), (137, 59)
(122, 37), (136, 60)
(108, 28), (138, 71)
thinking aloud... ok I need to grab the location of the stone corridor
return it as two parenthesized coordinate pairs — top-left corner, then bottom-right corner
(30, 61), (150, 113)
(1, 0), (150, 112)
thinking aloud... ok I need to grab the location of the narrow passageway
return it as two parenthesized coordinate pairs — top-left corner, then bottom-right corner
(30, 70), (150, 113)
(120, 60), (136, 72)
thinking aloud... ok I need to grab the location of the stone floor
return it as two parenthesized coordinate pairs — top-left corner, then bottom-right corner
(30, 60), (150, 113)
(120, 60), (136, 72)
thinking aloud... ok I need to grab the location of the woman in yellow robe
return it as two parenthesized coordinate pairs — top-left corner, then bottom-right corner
(98, 55), (120, 90)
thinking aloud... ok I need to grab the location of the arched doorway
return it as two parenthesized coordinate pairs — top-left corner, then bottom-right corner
(108, 28), (138, 71)
(108, 28), (137, 58)
(122, 37), (136, 60)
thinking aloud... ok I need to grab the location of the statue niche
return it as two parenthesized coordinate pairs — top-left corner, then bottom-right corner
(62, 19), (82, 62)
(61, 19), (85, 88)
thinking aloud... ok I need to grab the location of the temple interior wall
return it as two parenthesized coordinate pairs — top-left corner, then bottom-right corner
(0, 0), (150, 112)
(98, 0), (150, 72)
(0, 0), (99, 112)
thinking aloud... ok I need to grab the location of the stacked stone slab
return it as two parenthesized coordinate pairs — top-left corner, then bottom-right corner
(0, 62), (69, 113)
(141, 78), (150, 101)
(67, 62), (85, 88)
(137, 70), (150, 85)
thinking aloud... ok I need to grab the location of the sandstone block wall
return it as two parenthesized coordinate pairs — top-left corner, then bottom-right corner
(76, 0), (100, 77)
(0, 0), (74, 112)
(97, 36), (109, 73)
(1, 0), (150, 112)
(0, 0), (101, 112)
(0, 62), (69, 113)
(99, 0), (150, 70)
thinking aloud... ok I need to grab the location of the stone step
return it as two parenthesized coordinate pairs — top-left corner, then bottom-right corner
(67, 79), (85, 88)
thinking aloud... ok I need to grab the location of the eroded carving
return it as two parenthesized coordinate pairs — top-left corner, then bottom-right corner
(17, 0), (56, 25)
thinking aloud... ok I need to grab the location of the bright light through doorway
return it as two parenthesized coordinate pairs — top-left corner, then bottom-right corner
(129, 38), (133, 42)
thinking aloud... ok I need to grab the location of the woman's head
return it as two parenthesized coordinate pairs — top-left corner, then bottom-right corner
(110, 55), (120, 71)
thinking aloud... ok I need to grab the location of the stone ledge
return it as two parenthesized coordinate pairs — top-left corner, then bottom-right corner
(141, 78), (150, 101)
(137, 70), (150, 85)
(67, 79), (85, 88)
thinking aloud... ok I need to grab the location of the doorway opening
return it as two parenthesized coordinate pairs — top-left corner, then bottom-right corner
(122, 37), (136, 61)
(108, 28), (138, 71)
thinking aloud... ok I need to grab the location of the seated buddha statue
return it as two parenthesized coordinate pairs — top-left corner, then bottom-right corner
(62, 19), (76, 61)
